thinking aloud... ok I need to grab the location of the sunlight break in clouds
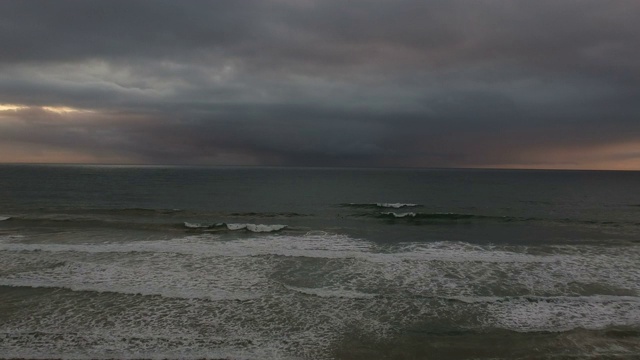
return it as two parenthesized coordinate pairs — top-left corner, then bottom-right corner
(0, 104), (28, 112)
(41, 106), (89, 114)
(0, 104), (89, 114)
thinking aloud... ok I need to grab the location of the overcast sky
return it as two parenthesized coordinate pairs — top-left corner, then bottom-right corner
(1, 0), (639, 169)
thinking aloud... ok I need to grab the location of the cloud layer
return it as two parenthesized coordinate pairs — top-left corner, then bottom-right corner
(1, 0), (639, 169)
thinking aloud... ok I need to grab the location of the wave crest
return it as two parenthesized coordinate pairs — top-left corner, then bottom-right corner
(340, 203), (421, 209)
(183, 222), (287, 232)
(379, 212), (477, 220)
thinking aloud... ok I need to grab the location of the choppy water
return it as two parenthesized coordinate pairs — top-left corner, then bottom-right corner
(1, 165), (639, 359)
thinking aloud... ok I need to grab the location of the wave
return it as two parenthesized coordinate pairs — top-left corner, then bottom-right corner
(73, 207), (185, 216)
(106, 207), (183, 214)
(377, 212), (500, 221)
(283, 285), (378, 299)
(4, 216), (189, 234)
(3, 215), (289, 234)
(446, 294), (640, 305)
(1, 284), (639, 360)
(183, 222), (287, 233)
(380, 212), (418, 218)
(340, 202), (421, 209)
(227, 223), (287, 232)
(2, 235), (639, 339)
(4, 236), (639, 292)
(372, 212), (638, 228)
(0, 282), (263, 302)
(376, 203), (420, 208)
(1, 231), (639, 359)
(228, 212), (308, 218)
(183, 221), (221, 229)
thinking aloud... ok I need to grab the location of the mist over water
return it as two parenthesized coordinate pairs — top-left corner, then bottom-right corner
(1, 165), (640, 359)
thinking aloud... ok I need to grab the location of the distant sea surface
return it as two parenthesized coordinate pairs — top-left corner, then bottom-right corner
(1, 165), (640, 359)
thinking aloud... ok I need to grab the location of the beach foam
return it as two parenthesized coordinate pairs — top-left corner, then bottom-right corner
(1, 233), (639, 358)
(2, 235), (639, 299)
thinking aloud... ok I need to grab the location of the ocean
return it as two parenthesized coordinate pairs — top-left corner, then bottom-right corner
(1, 165), (639, 359)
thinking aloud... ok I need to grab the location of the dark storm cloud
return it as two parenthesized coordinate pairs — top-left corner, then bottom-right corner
(1, 0), (639, 168)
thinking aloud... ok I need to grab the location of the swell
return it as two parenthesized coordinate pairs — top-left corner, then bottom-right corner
(2, 216), (185, 232)
(184, 222), (287, 233)
(363, 211), (640, 227)
(0, 283), (262, 302)
(378, 212), (484, 220)
(89, 207), (185, 215)
(13, 207), (309, 218)
(2, 215), (291, 233)
(3, 283), (638, 305)
(228, 212), (309, 218)
(340, 203), (422, 209)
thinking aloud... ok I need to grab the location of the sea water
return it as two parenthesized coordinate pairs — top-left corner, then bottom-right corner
(1, 165), (639, 359)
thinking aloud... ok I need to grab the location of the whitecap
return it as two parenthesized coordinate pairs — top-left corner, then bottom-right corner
(226, 223), (247, 231)
(226, 223), (287, 232)
(183, 221), (210, 229)
(376, 203), (419, 208)
(284, 285), (377, 299)
(380, 212), (416, 218)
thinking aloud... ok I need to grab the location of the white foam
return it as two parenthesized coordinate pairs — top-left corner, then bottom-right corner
(183, 221), (210, 229)
(224, 223), (245, 230)
(0, 234), (364, 258)
(0, 234), (24, 244)
(381, 211), (416, 218)
(486, 295), (640, 332)
(0, 215), (11, 221)
(284, 285), (377, 299)
(377, 203), (419, 208)
(226, 223), (287, 232)
(1, 234), (640, 358)
(0, 248), (273, 301)
(2, 237), (639, 308)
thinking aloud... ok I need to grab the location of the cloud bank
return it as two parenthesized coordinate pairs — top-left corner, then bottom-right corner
(1, 0), (639, 169)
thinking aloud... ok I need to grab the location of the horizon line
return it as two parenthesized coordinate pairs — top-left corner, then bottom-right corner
(1, 162), (638, 172)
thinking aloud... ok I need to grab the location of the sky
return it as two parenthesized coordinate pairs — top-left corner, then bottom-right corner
(1, 0), (639, 169)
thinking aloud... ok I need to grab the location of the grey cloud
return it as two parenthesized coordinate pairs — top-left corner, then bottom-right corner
(1, 0), (639, 168)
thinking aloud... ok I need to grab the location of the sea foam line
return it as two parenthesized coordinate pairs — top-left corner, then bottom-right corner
(2, 235), (639, 265)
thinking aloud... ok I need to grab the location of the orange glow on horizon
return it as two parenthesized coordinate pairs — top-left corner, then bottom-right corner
(479, 141), (640, 171)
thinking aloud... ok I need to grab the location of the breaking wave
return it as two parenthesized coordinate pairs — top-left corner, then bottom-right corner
(340, 203), (421, 209)
(183, 221), (214, 229)
(228, 212), (308, 218)
(183, 222), (287, 232)
(378, 212), (497, 220)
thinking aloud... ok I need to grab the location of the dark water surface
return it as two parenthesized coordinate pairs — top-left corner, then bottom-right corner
(1, 165), (639, 359)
